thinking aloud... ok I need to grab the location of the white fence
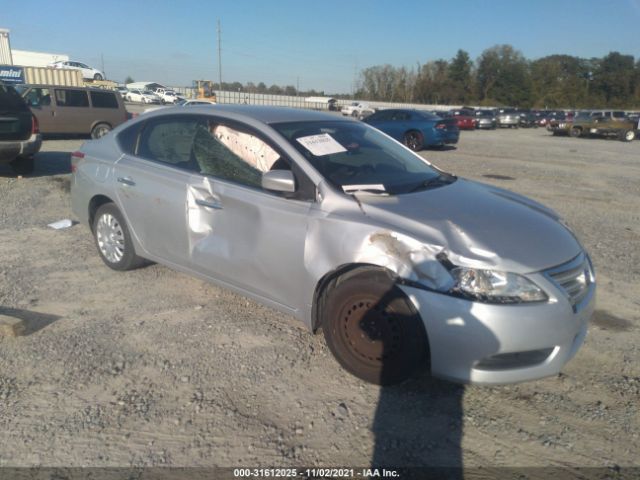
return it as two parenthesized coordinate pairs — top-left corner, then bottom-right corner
(172, 87), (464, 112)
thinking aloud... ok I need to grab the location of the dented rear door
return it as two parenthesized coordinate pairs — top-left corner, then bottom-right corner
(114, 155), (192, 266)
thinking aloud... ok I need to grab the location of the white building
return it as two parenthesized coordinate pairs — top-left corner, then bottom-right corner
(0, 28), (68, 67)
(11, 49), (68, 67)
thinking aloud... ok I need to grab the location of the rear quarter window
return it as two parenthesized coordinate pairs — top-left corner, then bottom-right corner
(90, 91), (119, 108)
(117, 122), (144, 155)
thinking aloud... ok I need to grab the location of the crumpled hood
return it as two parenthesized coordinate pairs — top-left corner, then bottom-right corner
(357, 179), (582, 273)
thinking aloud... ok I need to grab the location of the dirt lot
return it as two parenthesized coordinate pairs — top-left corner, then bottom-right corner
(0, 126), (638, 473)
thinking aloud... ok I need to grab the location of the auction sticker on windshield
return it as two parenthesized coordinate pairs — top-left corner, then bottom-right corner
(296, 133), (347, 156)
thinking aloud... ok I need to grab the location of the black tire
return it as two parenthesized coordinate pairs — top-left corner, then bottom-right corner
(10, 155), (35, 175)
(93, 73), (103, 81)
(351, 110), (359, 118)
(92, 203), (145, 271)
(403, 130), (424, 151)
(322, 270), (429, 385)
(91, 123), (112, 139)
(570, 127), (582, 138)
(620, 130), (635, 142)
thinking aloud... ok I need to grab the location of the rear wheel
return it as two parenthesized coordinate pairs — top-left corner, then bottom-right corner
(620, 130), (635, 142)
(403, 130), (424, 151)
(322, 269), (429, 385)
(570, 127), (582, 138)
(91, 123), (111, 139)
(93, 73), (103, 81)
(93, 203), (145, 271)
(351, 110), (359, 118)
(10, 155), (34, 175)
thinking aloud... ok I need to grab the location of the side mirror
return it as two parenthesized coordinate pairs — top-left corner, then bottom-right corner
(262, 170), (295, 193)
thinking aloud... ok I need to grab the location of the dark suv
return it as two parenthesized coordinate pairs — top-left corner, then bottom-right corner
(0, 82), (42, 174)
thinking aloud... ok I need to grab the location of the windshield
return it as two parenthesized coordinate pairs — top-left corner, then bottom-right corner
(272, 120), (448, 195)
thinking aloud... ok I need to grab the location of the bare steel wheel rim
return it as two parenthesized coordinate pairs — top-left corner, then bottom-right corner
(340, 297), (402, 365)
(96, 213), (125, 264)
(625, 131), (635, 141)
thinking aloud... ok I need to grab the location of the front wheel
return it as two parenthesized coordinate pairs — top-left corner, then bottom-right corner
(93, 73), (103, 81)
(403, 130), (424, 151)
(322, 270), (429, 385)
(570, 127), (582, 138)
(93, 204), (145, 271)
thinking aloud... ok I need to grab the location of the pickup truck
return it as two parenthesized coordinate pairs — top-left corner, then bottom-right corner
(569, 114), (637, 142)
(340, 102), (376, 119)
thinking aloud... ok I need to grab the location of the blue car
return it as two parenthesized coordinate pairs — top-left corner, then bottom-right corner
(364, 109), (459, 151)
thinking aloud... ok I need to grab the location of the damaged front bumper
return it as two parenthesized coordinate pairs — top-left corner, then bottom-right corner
(399, 270), (595, 385)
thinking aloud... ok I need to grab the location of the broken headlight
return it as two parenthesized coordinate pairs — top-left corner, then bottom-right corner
(449, 267), (548, 304)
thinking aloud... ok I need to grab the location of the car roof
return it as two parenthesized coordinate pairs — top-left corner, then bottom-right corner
(155, 104), (356, 125)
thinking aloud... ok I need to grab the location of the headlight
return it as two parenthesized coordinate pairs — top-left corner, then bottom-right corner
(450, 267), (548, 304)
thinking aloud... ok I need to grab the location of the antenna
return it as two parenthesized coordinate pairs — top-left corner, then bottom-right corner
(217, 20), (222, 89)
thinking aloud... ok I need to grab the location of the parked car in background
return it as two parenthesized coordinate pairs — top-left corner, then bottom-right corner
(126, 89), (161, 104)
(21, 85), (127, 139)
(474, 109), (497, 129)
(518, 111), (539, 128)
(365, 108), (459, 151)
(570, 114), (636, 141)
(116, 86), (129, 98)
(341, 102), (375, 119)
(70, 105), (595, 386)
(154, 88), (183, 104)
(0, 82), (42, 174)
(49, 60), (105, 81)
(497, 108), (520, 128)
(450, 110), (476, 130)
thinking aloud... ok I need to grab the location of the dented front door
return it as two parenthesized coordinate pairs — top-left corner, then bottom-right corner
(186, 175), (312, 311)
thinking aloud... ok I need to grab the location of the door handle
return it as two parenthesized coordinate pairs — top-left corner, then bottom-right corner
(195, 198), (223, 210)
(117, 176), (136, 186)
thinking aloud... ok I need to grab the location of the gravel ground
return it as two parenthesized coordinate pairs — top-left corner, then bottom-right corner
(0, 125), (638, 473)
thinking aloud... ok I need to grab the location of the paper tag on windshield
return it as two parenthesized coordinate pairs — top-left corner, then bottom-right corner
(296, 133), (347, 156)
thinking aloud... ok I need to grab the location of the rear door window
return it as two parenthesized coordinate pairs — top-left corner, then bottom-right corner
(90, 91), (118, 108)
(55, 89), (89, 107)
(137, 116), (200, 169)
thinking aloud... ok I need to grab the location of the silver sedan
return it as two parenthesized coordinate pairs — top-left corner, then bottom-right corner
(71, 105), (595, 385)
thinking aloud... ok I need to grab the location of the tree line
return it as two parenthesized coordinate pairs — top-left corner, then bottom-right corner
(355, 45), (640, 109)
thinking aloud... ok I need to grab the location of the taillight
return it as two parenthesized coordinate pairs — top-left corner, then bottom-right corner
(32, 115), (40, 134)
(436, 123), (447, 130)
(70, 151), (85, 173)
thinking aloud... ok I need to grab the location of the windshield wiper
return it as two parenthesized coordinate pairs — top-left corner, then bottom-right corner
(342, 184), (388, 195)
(409, 174), (457, 193)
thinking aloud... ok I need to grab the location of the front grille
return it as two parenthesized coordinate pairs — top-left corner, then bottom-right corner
(545, 254), (593, 310)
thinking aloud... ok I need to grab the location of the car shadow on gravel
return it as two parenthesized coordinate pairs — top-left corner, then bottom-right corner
(369, 281), (499, 477)
(0, 306), (61, 335)
(0, 151), (71, 178)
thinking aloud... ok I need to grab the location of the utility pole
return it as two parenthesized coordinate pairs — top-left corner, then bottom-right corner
(217, 20), (222, 89)
(296, 76), (299, 96)
(100, 53), (105, 78)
